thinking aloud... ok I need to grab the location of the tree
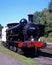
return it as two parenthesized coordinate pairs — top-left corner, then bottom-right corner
(0, 24), (3, 30)
(33, 11), (43, 24)
(33, 0), (52, 37)
(48, 0), (52, 12)
(0, 24), (3, 37)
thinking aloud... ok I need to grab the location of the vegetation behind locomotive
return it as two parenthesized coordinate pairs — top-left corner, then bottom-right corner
(2, 14), (46, 55)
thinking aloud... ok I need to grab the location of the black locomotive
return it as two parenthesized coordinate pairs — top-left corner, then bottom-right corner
(5, 14), (46, 55)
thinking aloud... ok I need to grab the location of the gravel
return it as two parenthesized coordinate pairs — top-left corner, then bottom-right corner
(0, 52), (25, 65)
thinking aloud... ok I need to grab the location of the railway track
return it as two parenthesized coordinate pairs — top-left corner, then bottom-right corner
(31, 44), (52, 65)
(1, 42), (52, 65)
(18, 43), (52, 65)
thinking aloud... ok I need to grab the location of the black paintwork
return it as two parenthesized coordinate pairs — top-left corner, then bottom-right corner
(6, 14), (44, 43)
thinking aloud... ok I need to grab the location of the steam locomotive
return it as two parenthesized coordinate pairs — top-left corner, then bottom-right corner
(2, 14), (46, 55)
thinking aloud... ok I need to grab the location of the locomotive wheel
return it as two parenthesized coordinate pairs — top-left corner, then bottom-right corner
(2, 42), (7, 47)
(13, 46), (17, 52)
(17, 48), (24, 55)
(34, 47), (38, 56)
(10, 46), (13, 51)
(34, 47), (40, 56)
(6, 42), (10, 49)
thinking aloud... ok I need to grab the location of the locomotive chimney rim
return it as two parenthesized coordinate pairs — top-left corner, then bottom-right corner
(28, 14), (33, 22)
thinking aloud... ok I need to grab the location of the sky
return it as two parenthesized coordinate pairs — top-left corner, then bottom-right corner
(0, 0), (51, 26)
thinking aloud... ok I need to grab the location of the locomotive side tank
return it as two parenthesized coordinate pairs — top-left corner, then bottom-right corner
(5, 14), (46, 55)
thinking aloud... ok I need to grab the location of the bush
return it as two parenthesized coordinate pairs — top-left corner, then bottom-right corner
(48, 32), (52, 37)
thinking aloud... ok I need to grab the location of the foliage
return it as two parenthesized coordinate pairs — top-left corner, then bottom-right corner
(0, 24), (3, 31)
(33, 0), (52, 37)
(48, 0), (52, 12)
(40, 37), (52, 43)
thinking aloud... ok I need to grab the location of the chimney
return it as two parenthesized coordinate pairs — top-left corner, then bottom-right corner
(28, 14), (33, 22)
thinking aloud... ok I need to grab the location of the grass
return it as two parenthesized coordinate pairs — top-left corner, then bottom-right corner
(0, 44), (41, 65)
(40, 37), (52, 43)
